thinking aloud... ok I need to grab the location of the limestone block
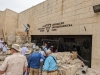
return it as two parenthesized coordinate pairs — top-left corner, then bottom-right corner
(6, 50), (11, 55)
(75, 0), (84, 5)
(0, 56), (6, 61)
(70, 59), (81, 65)
(16, 36), (25, 44)
(92, 59), (100, 68)
(80, 24), (93, 35)
(7, 35), (16, 45)
(70, 64), (81, 75)
(76, 3), (82, 10)
(93, 23), (100, 35)
(69, 24), (80, 35)
(92, 47), (100, 60)
(16, 31), (26, 36)
(52, 52), (84, 75)
(58, 66), (71, 75)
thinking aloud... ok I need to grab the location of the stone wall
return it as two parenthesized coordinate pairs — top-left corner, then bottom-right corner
(4, 9), (18, 36)
(17, 0), (100, 68)
(4, 9), (18, 43)
(18, 0), (99, 35)
(0, 0), (100, 68)
(52, 52), (100, 75)
(0, 11), (5, 38)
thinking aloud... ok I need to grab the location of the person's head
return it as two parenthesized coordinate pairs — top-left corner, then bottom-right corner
(10, 44), (21, 54)
(50, 46), (53, 52)
(34, 46), (40, 52)
(44, 43), (47, 47)
(3, 42), (7, 45)
(46, 49), (52, 57)
(40, 46), (43, 51)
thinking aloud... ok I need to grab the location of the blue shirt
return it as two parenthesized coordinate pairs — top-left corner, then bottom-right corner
(28, 52), (45, 69)
(43, 54), (58, 71)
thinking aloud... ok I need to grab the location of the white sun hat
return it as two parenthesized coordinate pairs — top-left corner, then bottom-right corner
(11, 44), (21, 52)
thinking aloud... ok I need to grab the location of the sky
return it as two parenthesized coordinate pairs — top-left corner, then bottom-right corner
(0, 0), (45, 13)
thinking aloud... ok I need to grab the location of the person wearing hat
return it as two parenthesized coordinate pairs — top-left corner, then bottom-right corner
(23, 50), (32, 75)
(28, 46), (45, 75)
(21, 43), (29, 55)
(0, 44), (28, 75)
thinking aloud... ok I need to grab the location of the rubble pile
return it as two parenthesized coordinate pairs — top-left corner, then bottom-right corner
(16, 36), (33, 50)
(52, 52), (100, 75)
(0, 53), (7, 61)
(0, 55), (6, 61)
(52, 52), (82, 75)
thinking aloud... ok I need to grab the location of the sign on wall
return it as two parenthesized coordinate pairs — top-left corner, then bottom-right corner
(38, 22), (72, 32)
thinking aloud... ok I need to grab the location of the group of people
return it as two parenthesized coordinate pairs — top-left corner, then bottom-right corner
(0, 38), (7, 55)
(0, 42), (58, 75)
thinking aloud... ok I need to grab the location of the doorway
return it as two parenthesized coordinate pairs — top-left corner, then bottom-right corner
(31, 35), (92, 67)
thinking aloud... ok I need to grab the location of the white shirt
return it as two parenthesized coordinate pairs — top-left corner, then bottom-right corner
(21, 47), (28, 55)
(39, 51), (46, 56)
(39, 51), (46, 62)
(0, 40), (4, 48)
(33, 43), (36, 49)
(2, 44), (7, 52)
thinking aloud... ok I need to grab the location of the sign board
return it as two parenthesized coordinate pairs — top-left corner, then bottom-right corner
(38, 22), (72, 32)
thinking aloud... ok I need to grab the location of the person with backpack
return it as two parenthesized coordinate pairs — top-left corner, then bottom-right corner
(43, 49), (58, 75)
(28, 46), (45, 75)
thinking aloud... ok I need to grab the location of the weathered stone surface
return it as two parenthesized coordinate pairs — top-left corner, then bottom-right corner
(52, 52), (82, 75)
(16, 36), (25, 44)
(52, 52), (100, 75)
(7, 35), (16, 45)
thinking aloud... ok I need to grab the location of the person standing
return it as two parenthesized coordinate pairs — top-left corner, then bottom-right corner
(43, 49), (58, 75)
(32, 43), (36, 50)
(0, 38), (4, 49)
(43, 43), (48, 53)
(39, 46), (46, 75)
(0, 44), (28, 75)
(23, 50), (32, 75)
(2, 42), (7, 55)
(21, 43), (29, 55)
(28, 46), (45, 75)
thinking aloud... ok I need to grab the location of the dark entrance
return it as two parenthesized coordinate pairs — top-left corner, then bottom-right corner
(31, 35), (92, 68)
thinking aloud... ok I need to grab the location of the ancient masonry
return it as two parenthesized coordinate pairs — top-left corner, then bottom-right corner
(0, 0), (100, 69)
